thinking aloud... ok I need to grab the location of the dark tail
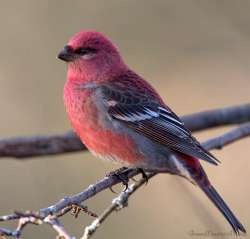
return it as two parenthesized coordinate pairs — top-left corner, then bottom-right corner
(199, 183), (246, 234)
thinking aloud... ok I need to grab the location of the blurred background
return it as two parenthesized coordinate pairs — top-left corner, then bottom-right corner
(0, 0), (249, 238)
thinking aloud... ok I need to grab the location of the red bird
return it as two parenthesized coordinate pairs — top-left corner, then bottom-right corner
(58, 31), (246, 234)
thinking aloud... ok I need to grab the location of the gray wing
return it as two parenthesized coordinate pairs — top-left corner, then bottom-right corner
(101, 84), (219, 165)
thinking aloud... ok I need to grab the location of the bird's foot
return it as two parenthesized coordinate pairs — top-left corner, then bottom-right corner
(107, 167), (148, 193)
(107, 167), (130, 193)
(135, 168), (148, 185)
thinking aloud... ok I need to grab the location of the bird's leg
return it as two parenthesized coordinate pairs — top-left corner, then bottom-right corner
(106, 167), (130, 193)
(107, 167), (148, 193)
(136, 168), (149, 184)
(130, 168), (147, 182)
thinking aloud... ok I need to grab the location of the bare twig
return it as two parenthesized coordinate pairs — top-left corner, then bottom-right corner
(0, 103), (249, 159)
(81, 173), (156, 239)
(0, 212), (42, 239)
(0, 211), (75, 239)
(44, 217), (75, 239)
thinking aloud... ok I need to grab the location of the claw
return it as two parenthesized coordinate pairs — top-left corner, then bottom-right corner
(122, 181), (129, 192)
(106, 167), (128, 177)
(107, 167), (130, 193)
(137, 168), (148, 185)
(109, 186), (118, 194)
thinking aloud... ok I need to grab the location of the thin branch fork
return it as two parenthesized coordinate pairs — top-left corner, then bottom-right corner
(81, 173), (156, 239)
(0, 103), (249, 159)
(0, 122), (249, 239)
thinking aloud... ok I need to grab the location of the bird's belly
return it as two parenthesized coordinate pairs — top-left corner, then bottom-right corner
(78, 123), (144, 165)
(64, 86), (143, 166)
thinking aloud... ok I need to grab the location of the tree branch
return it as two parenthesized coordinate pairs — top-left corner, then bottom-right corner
(0, 131), (86, 159)
(0, 123), (249, 238)
(182, 103), (250, 132)
(203, 122), (250, 150)
(0, 103), (249, 159)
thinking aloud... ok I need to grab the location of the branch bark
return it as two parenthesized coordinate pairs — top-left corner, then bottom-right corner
(0, 103), (249, 159)
(203, 122), (250, 150)
(182, 103), (250, 131)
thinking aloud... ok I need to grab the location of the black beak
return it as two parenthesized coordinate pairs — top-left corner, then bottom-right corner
(57, 45), (75, 62)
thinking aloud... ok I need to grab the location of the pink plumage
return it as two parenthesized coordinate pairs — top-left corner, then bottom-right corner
(58, 30), (246, 234)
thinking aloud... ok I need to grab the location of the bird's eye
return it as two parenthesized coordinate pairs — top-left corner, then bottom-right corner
(74, 47), (97, 55)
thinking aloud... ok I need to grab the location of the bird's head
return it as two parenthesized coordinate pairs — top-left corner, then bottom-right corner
(58, 31), (125, 82)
